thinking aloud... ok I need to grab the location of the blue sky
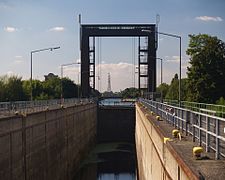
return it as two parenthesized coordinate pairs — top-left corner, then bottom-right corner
(1, 0), (225, 92)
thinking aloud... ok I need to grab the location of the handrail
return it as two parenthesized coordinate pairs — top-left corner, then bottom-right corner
(0, 98), (92, 117)
(164, 99), (225, 118)
(140, 98), (225, 160)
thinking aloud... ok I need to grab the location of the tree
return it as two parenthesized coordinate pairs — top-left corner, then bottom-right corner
(186, 34), (225, 103)
(62, 78), (77, 98)
(22, 80), (31, 100)
(0, 76), (7, 101)
(156, 83), (169, 99)
(43, 77), (61, 99)
(121, 87), (140, 98)
(32, 80), (44, 99)
(3, 76), (26, 101)
(165, 74), (179, 100)
(216, 97), (225, 106)
(42, 77), (61, 99)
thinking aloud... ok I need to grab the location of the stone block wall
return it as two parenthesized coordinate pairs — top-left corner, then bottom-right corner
(0, 102), (97, 180)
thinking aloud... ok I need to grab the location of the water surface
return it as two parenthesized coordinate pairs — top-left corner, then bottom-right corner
(74, 142), (136, 180)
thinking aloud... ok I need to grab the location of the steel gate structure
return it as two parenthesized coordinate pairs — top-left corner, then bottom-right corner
(80, 24), (157, 97)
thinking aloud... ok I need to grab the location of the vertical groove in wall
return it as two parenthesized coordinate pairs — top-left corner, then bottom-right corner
(0, 103), (97, 180)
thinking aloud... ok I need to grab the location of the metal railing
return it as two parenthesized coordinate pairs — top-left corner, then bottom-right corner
(140, 98), (225, 160)
(0, 98), (92, 117)
(143, 92), (162, 101)
(164, 99), (225, 118)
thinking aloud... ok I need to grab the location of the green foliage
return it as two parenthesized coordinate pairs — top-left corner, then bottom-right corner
(121, 87), (140, 98)
(22, 80), (31, 100)
(156, 83), (169, 99)
(165, 74), (179, 100)
(0, 76), (6, 101)
(0, 74), (81, 102)
(62, 78), (78, 98)
(32, 80), (44, 99)
(163, 74), (189, 101)
(43, 77), (61, 99)
(216, 97), (225, 105)
(0, 75), (26, 101)
(186, 34), (225, 103)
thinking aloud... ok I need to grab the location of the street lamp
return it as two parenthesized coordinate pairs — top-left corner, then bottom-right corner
(61, 62), (80, 99)
(142, 29), (182, 105)
(156, 57), (163, 86)
(156, 57), (163, 102)
(30, 46), (60, 101)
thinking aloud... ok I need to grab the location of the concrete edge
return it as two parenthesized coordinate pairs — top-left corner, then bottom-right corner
(136, 102), (200, 180)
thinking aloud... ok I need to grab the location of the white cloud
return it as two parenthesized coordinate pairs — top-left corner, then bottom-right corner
(95, 62), (136, 92)
(15, 55), (23, 58)
(76, 58), (81, 64)
(4, 26), (17, 32)
(49, 26), (65, 32)
(164, 55), (189, 63)
(12, 55), (24, 65)
(14, 60), (23, 64)
(6, 71), (14, 76)
(166, 55), (180, 63)
(0, 2), (12, 9)
(13, 56), (23, 64)
(195, 16), (223, 22)
(0, 4), (7, 9)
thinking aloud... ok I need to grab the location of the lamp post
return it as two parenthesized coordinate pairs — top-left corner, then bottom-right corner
(142, 29), (182, 105)
(60, 62), (80, 99)
(156, 57), (163, 87)
(156, 57), (163, 102)
(30, 46), (60, 101)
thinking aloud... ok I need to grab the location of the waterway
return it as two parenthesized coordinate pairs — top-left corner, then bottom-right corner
(74, 98), (136, 180)
(73, 142), (136, 180)
(99, 98), (135, 107)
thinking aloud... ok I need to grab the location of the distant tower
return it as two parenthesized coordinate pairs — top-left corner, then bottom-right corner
(107, 73), (112, 92)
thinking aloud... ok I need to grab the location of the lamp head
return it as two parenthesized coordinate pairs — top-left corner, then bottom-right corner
(141, 29), (152, 33)
(53, 46), (60, 50)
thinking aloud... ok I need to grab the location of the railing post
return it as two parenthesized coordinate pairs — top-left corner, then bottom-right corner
(160, 103), (163, 119)
(181, 109), (184, 132)
(185, 111), (190, 136)
(156, 102), (159, 115)
(192, 113), (196, 142)
(172, 109), (175, 127)
(192, 126), (195, 142)
(199, 114), (202, 146)
(215, 119), (219, 159)
(206, 116), (210, 152)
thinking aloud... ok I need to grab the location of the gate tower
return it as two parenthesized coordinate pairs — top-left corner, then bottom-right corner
(80, 24), (157, 97)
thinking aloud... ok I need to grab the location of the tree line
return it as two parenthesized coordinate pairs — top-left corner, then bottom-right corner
(157, 34), (225, 105)
(0, 75), (80, 102)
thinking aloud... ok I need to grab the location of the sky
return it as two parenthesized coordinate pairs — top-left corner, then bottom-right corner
(1, 0), (225, 92)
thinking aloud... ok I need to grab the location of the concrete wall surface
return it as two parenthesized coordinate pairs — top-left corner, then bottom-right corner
(135, 103), (199, 180)
(0, 102), (97, 180)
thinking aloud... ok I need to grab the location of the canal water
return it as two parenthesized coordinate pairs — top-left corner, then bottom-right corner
(74, 98), (136, 180)
(73, 142), (136, 180)
(99, 98), (135, 107)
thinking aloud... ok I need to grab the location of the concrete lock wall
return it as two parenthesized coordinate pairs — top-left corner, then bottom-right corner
(135, 103), (195, 180)
(0, 102), (97, 180)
